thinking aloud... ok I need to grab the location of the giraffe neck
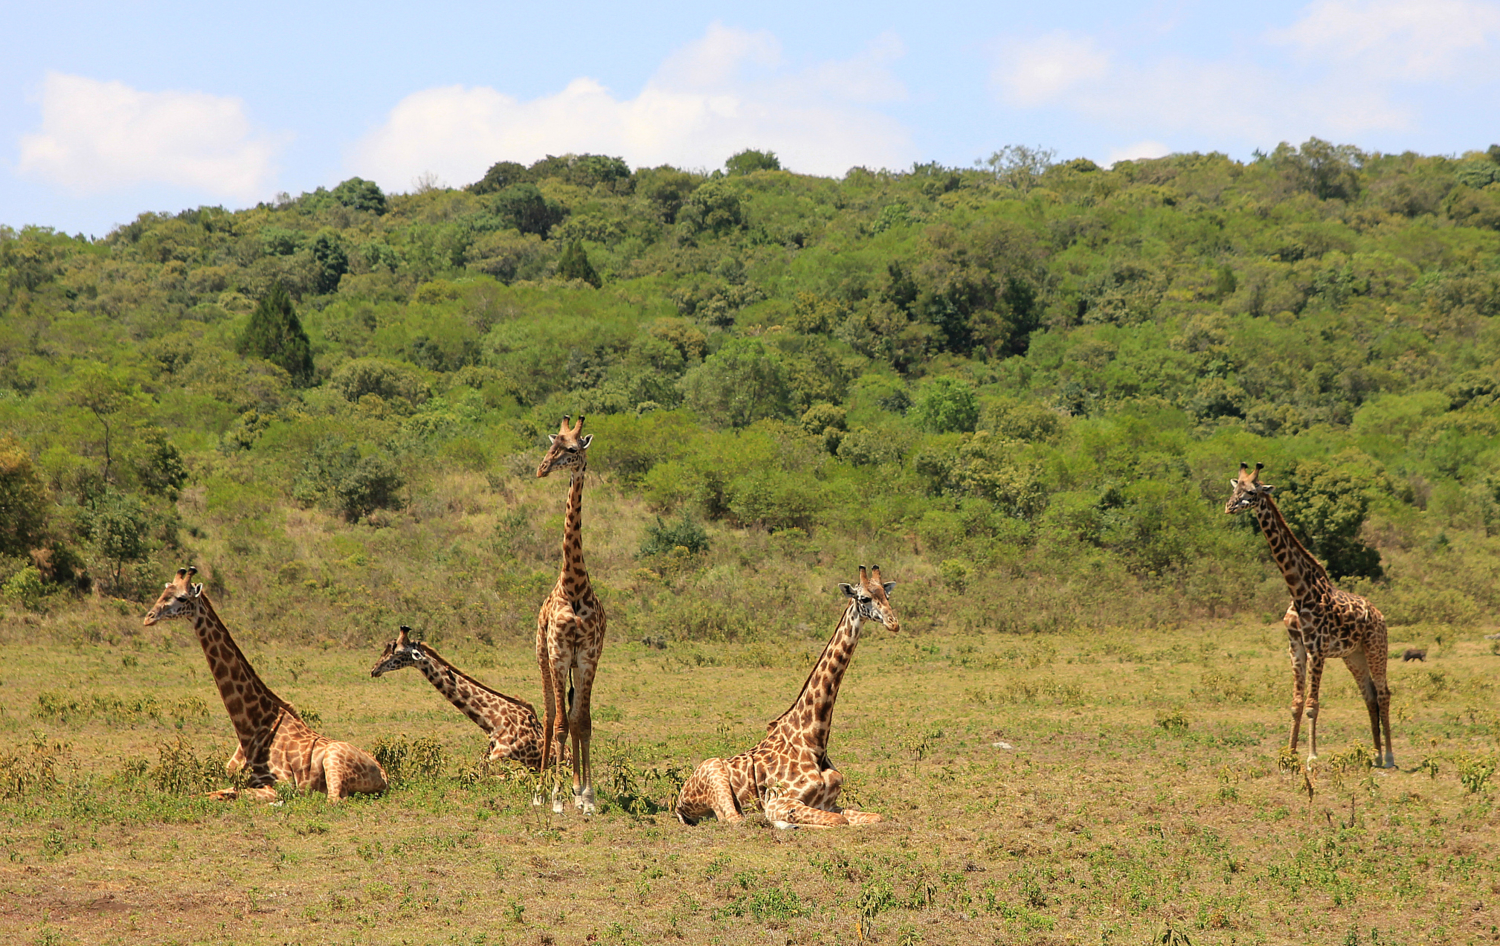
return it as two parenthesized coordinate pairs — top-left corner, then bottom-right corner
(766, 604), (861, 753)
(559, 468), (590, 597)
(190, 595), (296, 748)
(413, 646), (532, 734)
(1252, 496), (1331, 602)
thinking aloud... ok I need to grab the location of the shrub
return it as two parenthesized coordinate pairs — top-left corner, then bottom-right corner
(911, 378), (980, 433)
(640, 513), (710, 557)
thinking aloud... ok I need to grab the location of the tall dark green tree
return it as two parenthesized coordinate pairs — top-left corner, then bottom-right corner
(556, 240), (602, 287)
(238, 282), (314, 385)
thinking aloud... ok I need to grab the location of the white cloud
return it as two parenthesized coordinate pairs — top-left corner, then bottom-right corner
(350, 23), (914, 191)
(992, 31), (1110, 108)
(1270, 0), (1500, 81)
(987, 16), (1419, 146)
(16, 72), (286, 200)
(1103, 140), (1172, 167)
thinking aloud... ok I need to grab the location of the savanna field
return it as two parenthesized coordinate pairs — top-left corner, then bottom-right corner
(1, 143), (1499, 943)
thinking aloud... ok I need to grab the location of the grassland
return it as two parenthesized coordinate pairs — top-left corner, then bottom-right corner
(1, 601), (1496, 946)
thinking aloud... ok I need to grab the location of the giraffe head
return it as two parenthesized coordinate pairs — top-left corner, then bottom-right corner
(143, 567), (203, 626)
(370, 625), (430, 677)
(1225, 461), (1275, 515)
(839, 565), (899, 633)
(536, 414), (592, 478)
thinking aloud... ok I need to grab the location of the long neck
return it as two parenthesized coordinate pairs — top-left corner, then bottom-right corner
(414, 647), (533, 734)
(191, 595), (294, 747)
(766, 604), (861, 752)
(559, 468), (589, 595)
(1252, 495), (1331, 600)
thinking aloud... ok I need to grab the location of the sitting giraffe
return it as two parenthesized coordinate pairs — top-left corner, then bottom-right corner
(675, 566), (899, 828)
(369, 625), (562, 773)
(143, 567), (388, 802)
(1226, 463), (1395, 768)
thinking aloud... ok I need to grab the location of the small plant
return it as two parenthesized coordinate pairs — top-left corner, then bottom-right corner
(1456, 755), (1495, 794)
(149, 736), (223, 794)
(0, 733), (72, 800)
(371, 735), (447, 786)
(1156, 710), (1190, 734)
(1418, 757), (1439, 779)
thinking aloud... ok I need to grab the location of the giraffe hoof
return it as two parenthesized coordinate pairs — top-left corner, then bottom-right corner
(552, 798), (565, 814)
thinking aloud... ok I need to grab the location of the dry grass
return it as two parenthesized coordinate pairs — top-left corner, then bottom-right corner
(0, 607), (1497, 946)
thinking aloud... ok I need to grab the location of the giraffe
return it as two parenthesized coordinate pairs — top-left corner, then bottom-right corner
(533, 414), (606, 813)
(675, 566), (899, 828)
(370, 625), (561, 773)
(1225, 463), (1395, 768)
(143, 567), (388, 802)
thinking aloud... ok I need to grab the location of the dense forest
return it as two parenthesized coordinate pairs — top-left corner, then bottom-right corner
(2, 140), (1498, 647)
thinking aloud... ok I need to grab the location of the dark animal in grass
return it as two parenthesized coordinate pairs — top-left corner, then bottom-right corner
(1401, 648), (1426, 662)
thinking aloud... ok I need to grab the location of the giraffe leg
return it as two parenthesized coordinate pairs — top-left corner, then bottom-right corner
(1366, 624), (1396, 769)
(226, 744), (246, 776)
(1286, 611), (1308, 754)
(675, 758), (743, 825)
(763, 790), (848, 829)
(1342, 650), (1385, 768)
(543, 657), (572, 813)
(821, 769), (882, 824)
(569, 663), (598, 814)
(1306, 655), (1326, 765)
(533, 625), (560, 809)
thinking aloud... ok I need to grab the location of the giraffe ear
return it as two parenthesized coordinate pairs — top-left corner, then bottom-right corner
(882, 581), (896, 597)
(838, 583), (856, 598)
(1261, 484), (1275, 494)
(1229, 479), (1239, 490)
(548, 434), (558, 444)
(190, 583), (203, 597)
(579, 434), (592, 449)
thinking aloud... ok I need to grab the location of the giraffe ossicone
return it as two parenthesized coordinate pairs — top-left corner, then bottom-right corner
(533, 414), (606, 814)
(143, 566), (388, 802)
(370, 625), (560, 774)
(675, 565), (899, 829)
(1226, 463), (1396, 769)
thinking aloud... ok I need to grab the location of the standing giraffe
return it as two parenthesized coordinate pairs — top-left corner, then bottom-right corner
(143, 567), (388, 801)
(370, 625), (560, 773)
(675, 566), (899, 828)
(533, 415), (605, 813)
(1226, 463), (1395, 768)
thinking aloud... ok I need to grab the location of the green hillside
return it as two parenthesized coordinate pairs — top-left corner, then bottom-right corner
(2, 141), (1499, 643)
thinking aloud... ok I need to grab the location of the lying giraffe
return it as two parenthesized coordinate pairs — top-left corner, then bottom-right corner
(143, 567), (387, 802)
(370, 625), (561, 773)
(675, 566), (899, 829)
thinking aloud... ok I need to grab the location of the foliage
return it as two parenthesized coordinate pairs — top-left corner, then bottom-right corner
(725, 149), (781, 176)
(0, 435), (47, 555)
(678, 338), (792, 428)
(556, 239), (602, 287)
(237, 281), (314, 384)
(3, 139), (1500, 641)
(639, 512), (710, 557)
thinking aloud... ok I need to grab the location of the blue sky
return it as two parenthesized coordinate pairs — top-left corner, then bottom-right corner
(5, 0), (1499, 237)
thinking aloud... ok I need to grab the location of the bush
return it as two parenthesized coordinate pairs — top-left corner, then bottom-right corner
(640, 513), (710, 557)
(293, 438), (405, 521)
(2, 566), (51, 611)
(911, 378), (980, 433)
